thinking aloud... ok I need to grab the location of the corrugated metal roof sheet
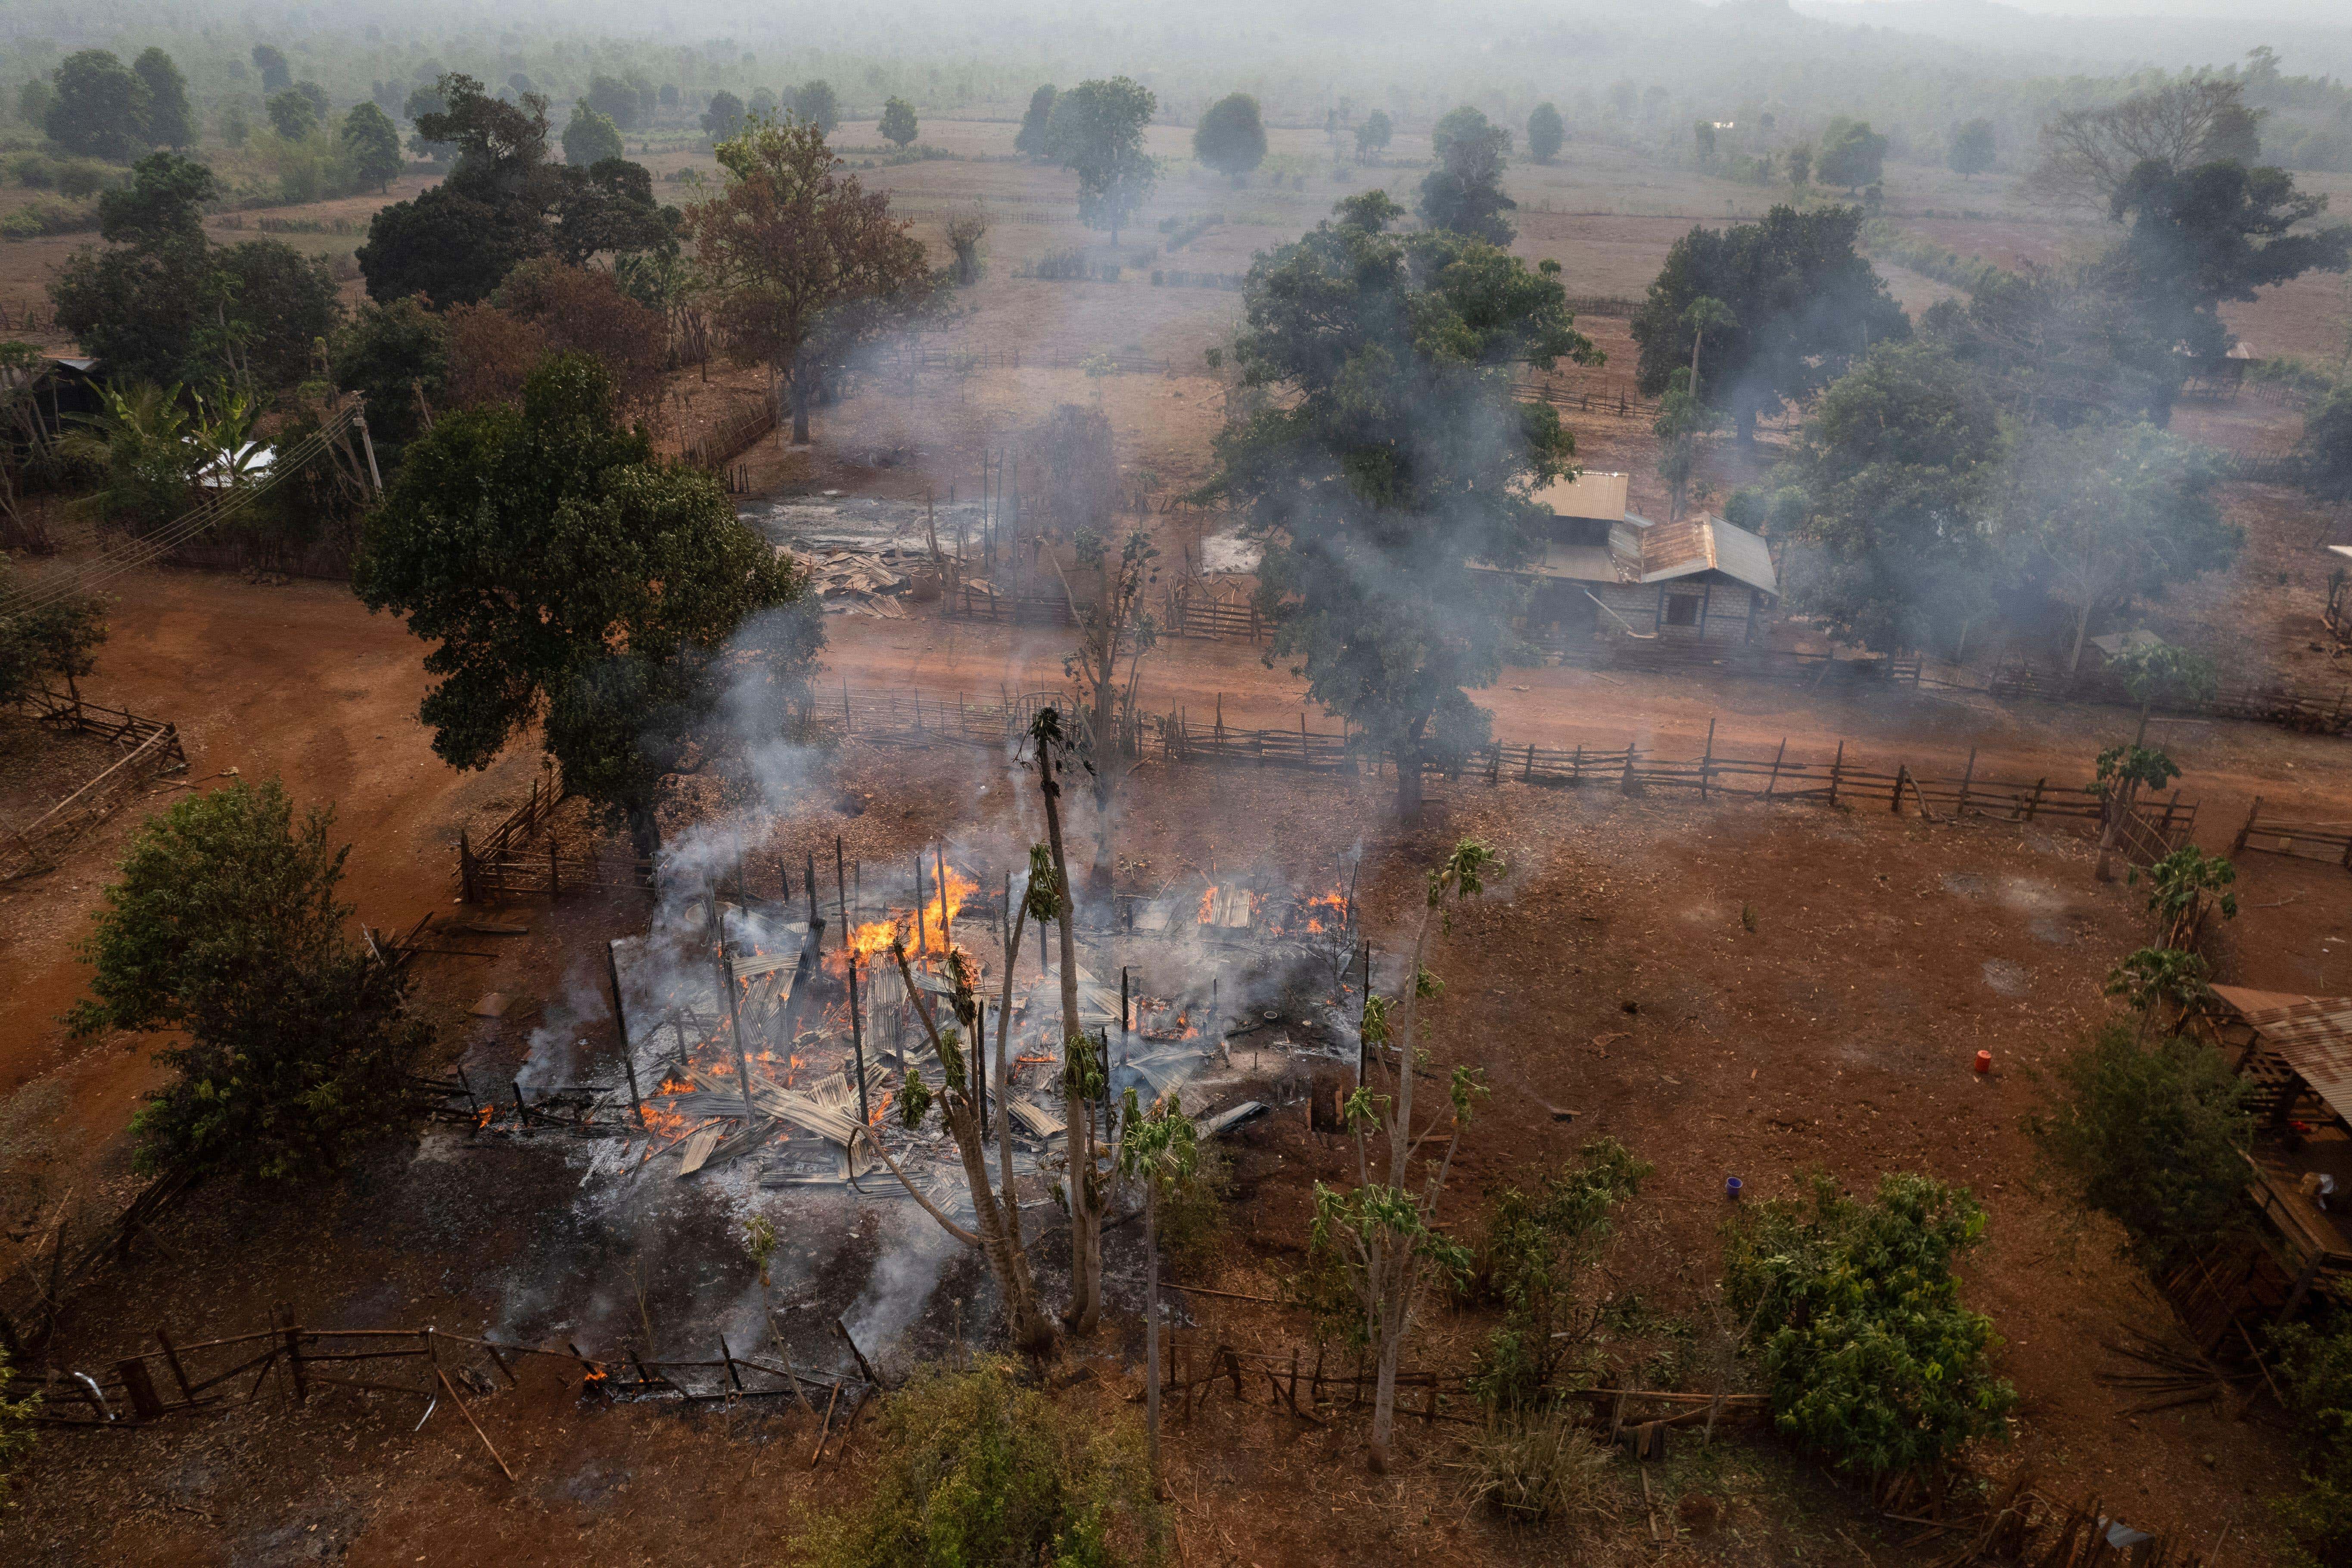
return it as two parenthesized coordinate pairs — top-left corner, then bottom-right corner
(2215, 988), (2352, 1124)
(1634, 516), (1777, 597)
(1535, 470), (1630, 522)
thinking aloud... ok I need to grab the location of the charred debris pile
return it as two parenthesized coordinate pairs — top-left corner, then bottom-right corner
(439, 852), (1372, 1203)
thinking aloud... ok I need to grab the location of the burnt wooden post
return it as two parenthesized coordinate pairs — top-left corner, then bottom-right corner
(1891, 765), (1907, 814)
(1524, 742), (1537, 782)
(937, 843), (952, 947)
(2025, 778), (2046, 822)
(806, 852), (821, 928)
(710, 893), (757, 1120)
(1956, 748), (1977, 816)
(155, 1326), (193, 1401)
(512, 1081), (530, 1125)
(607, 940), (644, 1129)
(1699, 718), (1715, 801)
(118, 1356), (165, 1421)
(1763, 738), (1786, 798)
(720, 1335), (743, 1393)
(2233, 796), (2262, 856)
(281, 1313), (308, 1403)
(913, 851), (928, 953)
(1828, 740), (1844, 807)
(847, 953), (870, 1129)
(548, 838), (560, 901)
(834, 838), (850, 951)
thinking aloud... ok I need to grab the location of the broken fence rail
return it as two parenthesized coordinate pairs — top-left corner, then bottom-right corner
(2230, 795), (2352, 871)
(19, 1319), (869, 1434)
(2, 688), (190, 880)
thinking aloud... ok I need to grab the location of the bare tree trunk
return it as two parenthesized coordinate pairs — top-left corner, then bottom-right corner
(1035, 733), (1103, 1333)
(996, 879), (1025, 1241)
(2066, 598), (2091, 675)
(1144, 1183), (1161, 1481)
(1394, 715), (1428, 820)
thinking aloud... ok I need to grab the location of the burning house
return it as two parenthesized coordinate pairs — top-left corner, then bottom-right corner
(1470, 470), (1780, 652)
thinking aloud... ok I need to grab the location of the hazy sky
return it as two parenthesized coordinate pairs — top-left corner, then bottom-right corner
(1815, 0), (2349, 21)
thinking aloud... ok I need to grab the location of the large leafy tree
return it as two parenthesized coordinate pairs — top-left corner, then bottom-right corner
(562, 102), (624, 166)
(267, 89), (319, 141)
(1630, 205), (1909, 443)
(583, 72), (642, 131)
(1921, 262), (2177, 425)
(46, 50), (151, 162)
(358, 74), (672, 306)
(1417, 106), (1515, 245)
(69, 780), (432, 1182)
(131, 48), (192, 149)
(251, 44), (292, 97)
(52, 153), (337, 392)
(684, 115), (933, 444)
(1780, 340), (2005, 654)
(0, 559), (106, 706)
(354, 354), (813, 853)
(1526, 102), (1565, 165)
(342, 102), (404, 192)
(1013, 84), (1056, 159)
(1996, 421), (2240, 672)
(1725, 1172), (2016, 1481)
(1194, 92), (1267, 184)
(792, 79), (841, 135)
(2297, 384), (2352, 506)
(1948, 118), (1995, 179)
(1047, 77), (1157, 244)
(332, 296), (448, 457)
(1815, 117), (1887, 192)
(2109, 157), (2352, 366)
(700, 89), (746, 144)
(1203, 193), (1596, 814)
(879, 96), (918, 149)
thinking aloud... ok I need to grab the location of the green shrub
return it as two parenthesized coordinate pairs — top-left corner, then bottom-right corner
(1151, 1139), (1231, 1274)
(1468, 1138), (1651, 1413)
(803, 1359), (1165, 1568)
(2272, 1310), (2352, 1567)
(2031, 1024), (2252, 1269)
(1724, 1171), (2014, 1481)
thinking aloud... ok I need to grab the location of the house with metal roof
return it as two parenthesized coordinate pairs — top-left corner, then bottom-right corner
(1468, 471), (1780, 652)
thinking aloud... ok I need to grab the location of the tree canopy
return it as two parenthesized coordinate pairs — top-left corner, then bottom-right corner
(71, 779), (431, 1182)
(1948, 118), (1995, 178)
(252, 44), (292, 97)
(1194, 92), (1268, 182)
(355, 354), (813, 851)
(2297, 385), (2352, 505)
(563, 102), (624, 166)
(52, 152), (338, 392)
(342, 102), (404, 191)
(2109, 156), (2352, 364)
(1526, 102), (1565, 164)
(1048, 77), (1159, 243)
(1816, 117), (1887, 192)
(1417, 105), (1515, 245)
(1630, 205), (1908, 441)
(358, 74), (672, 305)
(132, 48), (192, 149)
(1780, 340), (2004, 653)
(793, 79), (841, 134)
(684, 114), (933, 444)
(46, 50), (150, 162)
(267, 89), (320, 140)
(701, 89), (746, 144)
(1014, 84), (1056, 159)
(1354, 109), (1392, 163)
(879, 96), (919, 149)
(1204, 195), (1596, 812)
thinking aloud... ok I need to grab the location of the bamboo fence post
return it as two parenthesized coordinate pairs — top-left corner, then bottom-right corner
(1700, 718), (1715, 800)
(2232, 797), (2261, 855)
(1829, 740), (1844, 807)
(156, 1326), (193, 1401)
(1764, 738), (1786, 798)
(2026, 778), (2046, 822)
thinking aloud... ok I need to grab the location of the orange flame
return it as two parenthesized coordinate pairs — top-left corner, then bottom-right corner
(1197, 887), (1216, 924)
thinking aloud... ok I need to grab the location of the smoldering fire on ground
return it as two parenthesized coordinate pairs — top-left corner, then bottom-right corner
(434, 802), (1374, 1386)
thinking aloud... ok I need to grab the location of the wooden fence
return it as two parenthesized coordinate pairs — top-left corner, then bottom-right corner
(683, 397), (777, 472)
(2230, 796), (2352, 870)
(1990, 657), (2352, 735)
(2, 688), (189, 880)
(454, 766), (653, 904)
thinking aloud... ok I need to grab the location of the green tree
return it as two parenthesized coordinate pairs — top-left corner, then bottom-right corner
(2031, 1024), (2251, 1270)
(582, 72), (641, 132)
(341, 102), (403, 192)
(1724, 1172), (2015, 1481)
(1997, 423), (2240, 672)
(1527, 102), (1565, 164)
(354, 354), (812, 853)
(2109, 158), (2352, 369)
(1355, 108), (1392, 163)
(878, 96), (918, 149)
(251, 44), (292, 98)
(1816, 117), (1888, 192)
(0, 564), (107, 706)
(562, 102), (623, 166)
(332, 296), (449, 457)
(684, 115), (933, 445)
(1786, 142), (1811, 187)
(1118, 1090), (1201, 1480)
(69, 780), (432, 1181)
(53, 153), (337, 392)
(700, 88), (745, 144)
(2134, 845), (2239, 952)
(1194, 92), (1267, 184)
(2297, 385), (2352, 505)
(131, 48), (193, 149)
(1048, 77), (1158, 245)
(18, 79), (55, 131)
(2271, 1313), (2352, 1568)
(1631, 205), (1908, 443)
(805, 1360), (1164, 1568)
(1693, 120), (1718, 167)
(359, 75), (669, 305)
(1204, 195), (1596, 814)
(792, 79), (840, 134)
(1014, 83), (1056, 159)
(1949, 118), (1995, 179)
(1780, 341), (2003, 653)
(46, 50), (152, 162)
(1418, 105), (1515, 245)
(267, 89), (319, 141)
